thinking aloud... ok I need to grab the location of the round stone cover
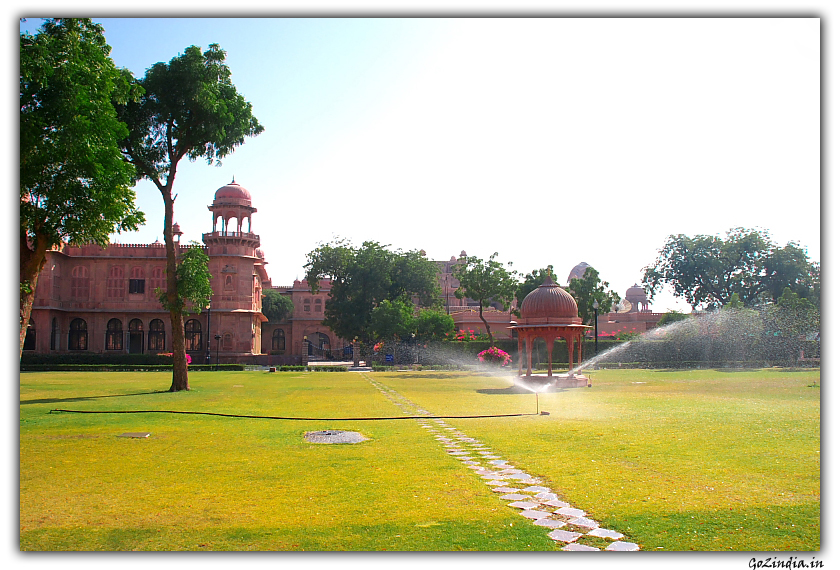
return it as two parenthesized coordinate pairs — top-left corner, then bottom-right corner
(304, 430), (369, 444)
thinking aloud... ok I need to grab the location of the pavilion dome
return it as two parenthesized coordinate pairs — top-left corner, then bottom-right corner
(625, 283), (647, 302)
(520, 276), (581, 324)
(213, 179), (251, 203)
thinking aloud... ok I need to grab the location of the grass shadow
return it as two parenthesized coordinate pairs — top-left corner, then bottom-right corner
(21, 390), (169, 406)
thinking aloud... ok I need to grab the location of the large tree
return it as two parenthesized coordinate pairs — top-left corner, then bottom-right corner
(117, 44), (263, 391)
(451, 253), (519, 346)
(262, 289), (295, 323)
(567, 266), (621, 327)
(20, 18), (145, 358)
(303, 239), (440, 347)
(642, 228), (820, 310)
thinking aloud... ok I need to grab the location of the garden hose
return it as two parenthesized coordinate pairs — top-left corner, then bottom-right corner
(49, 409), (550, 421)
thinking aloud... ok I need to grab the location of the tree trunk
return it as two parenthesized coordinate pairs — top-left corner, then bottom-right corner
(479, 304), (495, 347)
(20, 232), (48, 359)
(162, 187), (189, 392)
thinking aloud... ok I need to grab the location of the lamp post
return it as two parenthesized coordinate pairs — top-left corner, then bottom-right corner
(593, 299), (600, 358)
(214, 334), (221, 370)
(205, 301), (212, 365)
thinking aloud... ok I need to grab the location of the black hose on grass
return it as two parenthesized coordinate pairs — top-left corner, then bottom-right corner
(49, 409), (549, 420)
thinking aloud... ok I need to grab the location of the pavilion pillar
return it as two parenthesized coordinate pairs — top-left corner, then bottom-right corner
(567, 334), (575, 374)
(544, 334), (555, 377)
(517, 335), (523, 376)
(577, 332), (583, 370)
(525, 334), (533, 377)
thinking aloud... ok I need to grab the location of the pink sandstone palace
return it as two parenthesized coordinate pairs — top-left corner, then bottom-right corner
(23, 181), (664, 364)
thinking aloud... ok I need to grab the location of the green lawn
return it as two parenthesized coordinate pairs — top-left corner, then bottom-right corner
(19, 367), (820, 551)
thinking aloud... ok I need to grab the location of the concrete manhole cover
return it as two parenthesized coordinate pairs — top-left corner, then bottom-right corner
(304, 430), (369, 444)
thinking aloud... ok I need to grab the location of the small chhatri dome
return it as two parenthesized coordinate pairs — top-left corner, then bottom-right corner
(520, 276), (581, 324)
(214, 177), (252, 203)
(625, 283), (647, 301)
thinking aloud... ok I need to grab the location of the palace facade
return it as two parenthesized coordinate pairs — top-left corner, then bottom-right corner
(24, 180), (651, 363)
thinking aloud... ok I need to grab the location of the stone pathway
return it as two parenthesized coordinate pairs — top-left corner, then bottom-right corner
(362, 373), (640, 551)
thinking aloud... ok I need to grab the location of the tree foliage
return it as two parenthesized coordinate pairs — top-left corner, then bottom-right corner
(156, 245), (212, 315)
(657, 310), (692, 328)
(262, 289), (295, 323)
(451, 253), (519, 346)
(370, 299), (416, 342)
(303, 239), (440, 345)
(516, 265), (558, 307)
(117, 43), (263, 391)
(415, 309), (456, 341)
(643, 228), (820, 310)
(567, 267), (621, 326)
(20, 18), (145, 357)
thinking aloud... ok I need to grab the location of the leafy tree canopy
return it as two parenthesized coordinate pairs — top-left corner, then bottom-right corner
(370, 299), (416, 342)
(657, 310), (692, 328)
(303, 239), (440, 344)
(156, 244), (212, 315)
(516, 265), (558, 307)
(451, 253), (519, 345)
(262, 289), (295, 323)
(567, 267), (621, 327)
(116, 41), (263, 392)
(415, 309), (456, 342)
(642, 228), (819, 310)
(20, 18), (144, 356)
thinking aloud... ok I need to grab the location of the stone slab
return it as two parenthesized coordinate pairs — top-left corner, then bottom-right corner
(562, 543), (600, 551)
(533, 518), (567, 529)
(491, 487), (521, 493)
(541, 500), (571, 508)
(588, 528), (624, 540)
(522, 486), (551, 494)
(534, 492), (557, 501)
(499, 493), (531, 500)
(606, 541), (640, 551)
(118, 432), (150, 438)
(547, 529), (583, 543)
(568, 517), (600, 529)
(520, 509), (551, 520)
(507, 501), (540, 510)
(555, 507), (587, 518)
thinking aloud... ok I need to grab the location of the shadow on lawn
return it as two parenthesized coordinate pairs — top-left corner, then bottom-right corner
(21, 390), (168, 406)
(477, 385), (570, 395)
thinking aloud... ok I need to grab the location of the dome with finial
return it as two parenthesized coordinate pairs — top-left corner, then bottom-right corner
(519, 275), (581, 324)
(214, 177), (251, 204)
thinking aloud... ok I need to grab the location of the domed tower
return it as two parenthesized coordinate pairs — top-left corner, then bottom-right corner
(514, 275), (589, 380)
(625, 283), (649, 313)
(204, 179), (260, 254)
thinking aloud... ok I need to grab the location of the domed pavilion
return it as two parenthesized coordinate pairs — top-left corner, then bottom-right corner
(514, 275), (590, 380)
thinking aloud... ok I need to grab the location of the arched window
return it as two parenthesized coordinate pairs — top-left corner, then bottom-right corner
(224, 274), (234, 291)
(69, 318), (87, 351)
(23, 319), (36, 351)
(106, 318), (123, 350)
(271, 328), (285, 352)
(71, 266), (89, 300)
(150, 267), (165, 293)
(148, 319), (166, 352)
(128, 319), (144, 354)
(303, 298), (311, 312)
(50, 318), (58, 351)
(185, 319), (203, 352)
(222, 332), (233, 351)
(314, 298), (322, 313)
(107, 266), (125, 298)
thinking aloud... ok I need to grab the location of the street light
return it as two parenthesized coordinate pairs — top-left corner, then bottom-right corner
(214, 334), (222, 370)
(593, 299), (600, 358)
(205, 301), (211, 365)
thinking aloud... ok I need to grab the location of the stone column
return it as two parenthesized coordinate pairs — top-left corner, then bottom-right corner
(352, 340), (360, 367)
(302, 336), (309, 367)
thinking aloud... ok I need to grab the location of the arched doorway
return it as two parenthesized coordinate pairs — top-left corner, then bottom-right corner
(185, 319), (203, 353)
(69, 318), (87, 351)
(128, 319), (144, 354)
(148, 319), (165, 352)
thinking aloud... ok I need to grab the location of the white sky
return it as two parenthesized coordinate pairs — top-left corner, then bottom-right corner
(17, 13), (821, 316)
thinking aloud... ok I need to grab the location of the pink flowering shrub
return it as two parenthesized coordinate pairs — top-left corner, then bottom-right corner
(477, 346), (512, 366)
